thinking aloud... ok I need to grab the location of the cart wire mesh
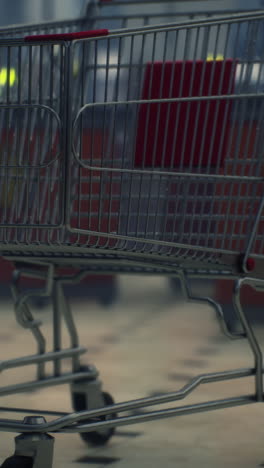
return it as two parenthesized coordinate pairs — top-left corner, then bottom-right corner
(0, 6), (263, 271)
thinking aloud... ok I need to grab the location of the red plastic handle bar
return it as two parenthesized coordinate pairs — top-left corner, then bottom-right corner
(24, 29), (109, 42)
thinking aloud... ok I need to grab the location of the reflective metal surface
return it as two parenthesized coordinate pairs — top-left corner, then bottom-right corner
(0, 4), (263, 467)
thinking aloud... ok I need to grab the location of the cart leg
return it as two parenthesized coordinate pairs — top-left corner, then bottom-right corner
(6, 266), (116, 447)
(52, 278), (82, 374)
(179, 271), (264, 401)
(233, 278), (264, 401)
(53, 278), (87, 373)
(53, 278), (117, 446)
(178, 271), (245, 340)
(10, 268), (49, 380)
(1, 417), (54, 468)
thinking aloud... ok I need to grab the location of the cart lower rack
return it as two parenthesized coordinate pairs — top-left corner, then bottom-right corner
(0, 3), (264, 468)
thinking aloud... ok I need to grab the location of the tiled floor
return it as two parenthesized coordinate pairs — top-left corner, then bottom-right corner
(0, 275), (264, 467)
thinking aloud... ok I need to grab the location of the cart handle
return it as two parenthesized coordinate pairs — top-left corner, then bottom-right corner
(24, 30), (109, 42)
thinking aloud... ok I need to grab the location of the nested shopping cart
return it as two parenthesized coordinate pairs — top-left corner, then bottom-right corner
(0, 1), (264, 467)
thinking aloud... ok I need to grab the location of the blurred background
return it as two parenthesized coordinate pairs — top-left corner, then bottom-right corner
(0, 0), (264, 26)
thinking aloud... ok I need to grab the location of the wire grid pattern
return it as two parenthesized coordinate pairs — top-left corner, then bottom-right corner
(0, 42), (65, 237)
(0, 9), (262, 266)
(70, 14), (264, 260)
(0, 8), (98, 246)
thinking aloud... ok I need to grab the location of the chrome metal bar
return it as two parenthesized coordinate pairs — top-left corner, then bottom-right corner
(0, 346), (87, 372)
(55, 280), (80, 372)
(0, 369), (98, 397)
(0, 407), (68, 417)
(233, 278), (264, 402)
(0, 347), (86, 372)
(74, 92), (264, 115)
(65, 226), (258, 255)
(10, 277), (46, 380)
(68, 161), (263, 181)
(0, 394), (256, 434)
(53, 281), (62, 377)
(178, 271), (245, 340)
(243, 197), (264, 272)
(64, 396), (255, 433)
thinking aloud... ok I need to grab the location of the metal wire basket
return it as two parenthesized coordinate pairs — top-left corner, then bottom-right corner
(0, 2), (264, 468)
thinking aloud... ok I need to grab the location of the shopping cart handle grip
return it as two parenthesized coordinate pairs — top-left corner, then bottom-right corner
(24, 29), (109, 42)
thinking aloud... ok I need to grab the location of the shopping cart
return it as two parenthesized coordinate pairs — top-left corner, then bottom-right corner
(0, 1), (264, 467)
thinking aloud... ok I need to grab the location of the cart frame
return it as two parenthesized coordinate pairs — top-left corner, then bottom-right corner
(0, 4), (264, 468)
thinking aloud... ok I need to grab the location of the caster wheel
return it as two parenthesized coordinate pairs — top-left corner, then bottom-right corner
(1, 456), (33, 468)
(72, 391), (117, 446)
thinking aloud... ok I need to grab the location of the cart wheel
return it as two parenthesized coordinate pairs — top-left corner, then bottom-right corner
(72, 391), (117, 446)
(1, 456), (33, 468)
